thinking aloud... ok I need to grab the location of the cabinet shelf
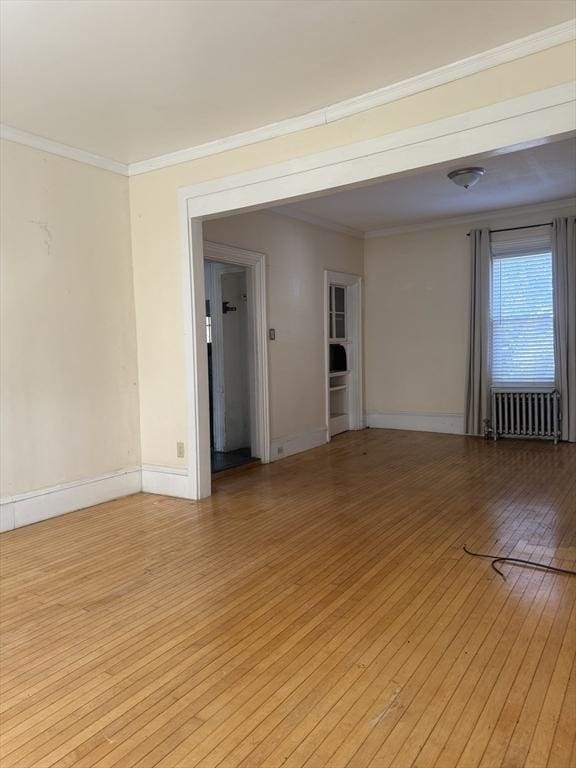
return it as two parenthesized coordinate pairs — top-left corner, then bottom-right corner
(329, 370), (350, 377)
(329, 384), (347, 392)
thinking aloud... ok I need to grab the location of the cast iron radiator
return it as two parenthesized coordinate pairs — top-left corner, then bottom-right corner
(491, 390), (561, 443)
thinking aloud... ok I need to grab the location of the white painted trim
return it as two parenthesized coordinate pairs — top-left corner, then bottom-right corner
(0, 124), (129, 176)
(329, 414), (350, 437)
(186, 219), (212, 500)
(181, 84), (576, 218)
(182, 236), (272, 499)
(271, 428), (328, 461)
(128, 111), (325, 176)
(2, 22), (573, 177)
(203, 240), (269, 265)
(271, 205), (364, 240)
(366, 411), (465, 435)
(0, 467), (141, 532)
(141, 464), (188, 475)
(129, 21), (575, 175)
(141, 465), (190, 497)
(364, 196), (576, 239)
(325, 21), (576, 122)
(323, 275), (331, 438)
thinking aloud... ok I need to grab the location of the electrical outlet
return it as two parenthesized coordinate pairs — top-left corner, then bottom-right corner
(277, 446), (284, 456)
(177, 442), (185, 458)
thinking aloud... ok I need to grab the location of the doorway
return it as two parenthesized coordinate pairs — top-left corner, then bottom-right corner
(179, 86), (569, 499)
(203, 242), (270, 474)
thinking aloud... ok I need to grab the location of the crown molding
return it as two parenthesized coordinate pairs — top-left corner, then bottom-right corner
(325, 20), (576, 122)
(1, 20), (574, 178)
(129, 20), (576, 176)
(271, 205), (364, 240)
(363, 197), (576, 239)
(0, 124), (129, 175)
(127, 110), (325, 176)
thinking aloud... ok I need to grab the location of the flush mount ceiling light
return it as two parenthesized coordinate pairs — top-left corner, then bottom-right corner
(447, 167), (486, 189)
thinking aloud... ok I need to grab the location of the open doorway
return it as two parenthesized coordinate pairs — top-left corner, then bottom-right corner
(180, 87), (571, 499)
(203, 242), (270, 474)
(205, 260), (257, 472)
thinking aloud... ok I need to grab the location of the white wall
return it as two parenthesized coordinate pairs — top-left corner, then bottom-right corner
(204, 211), (363, 452)
(364, 201), (576, 434)
(0, 139), (141, 528)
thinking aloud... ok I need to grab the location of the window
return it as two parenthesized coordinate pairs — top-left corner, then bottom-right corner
(490, 251), (555, 386)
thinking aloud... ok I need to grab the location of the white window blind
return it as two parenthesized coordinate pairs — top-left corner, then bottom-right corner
(490, 247), (555, 386)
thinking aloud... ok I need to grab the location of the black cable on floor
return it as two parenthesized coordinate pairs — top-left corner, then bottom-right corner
(463, 545), (576, 581)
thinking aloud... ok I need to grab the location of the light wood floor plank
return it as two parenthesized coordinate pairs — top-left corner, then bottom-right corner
(1, 430), (574, 768)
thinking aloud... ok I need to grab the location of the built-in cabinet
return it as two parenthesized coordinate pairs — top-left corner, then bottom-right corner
(328, 283), (352, 436)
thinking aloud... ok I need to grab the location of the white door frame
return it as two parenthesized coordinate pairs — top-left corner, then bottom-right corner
(204, 241), (270, 466)
(324, 271), (364, 438)
(178, 83), (575, 499)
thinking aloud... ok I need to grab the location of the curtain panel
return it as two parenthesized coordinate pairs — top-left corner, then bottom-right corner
(465, 229), (491, 436)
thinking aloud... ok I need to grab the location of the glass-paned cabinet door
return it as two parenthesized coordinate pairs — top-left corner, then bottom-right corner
(329, 284), (346, 339)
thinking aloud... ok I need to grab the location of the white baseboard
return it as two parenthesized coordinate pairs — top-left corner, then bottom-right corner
(366, 411), (465, 435)
(271, 428), (329, 461)
(141, 465), (189, 497)
(0, 416), (464, 532)
(0, 467), (142, 532)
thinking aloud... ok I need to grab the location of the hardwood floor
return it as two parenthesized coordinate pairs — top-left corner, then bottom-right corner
(1, 429), (575, 768)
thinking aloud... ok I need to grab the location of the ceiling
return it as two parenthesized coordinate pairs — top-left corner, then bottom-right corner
(277, 138), (576, 234)
(1, 0), (575, 164)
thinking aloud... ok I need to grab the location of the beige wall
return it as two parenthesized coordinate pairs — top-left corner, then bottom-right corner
(364, 202), (576, 422)
(204, 212), (363, 445)
(365, 227), (469, 417)
(130, 43), (575, 468)
(0, 139), (140, 496)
